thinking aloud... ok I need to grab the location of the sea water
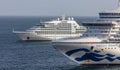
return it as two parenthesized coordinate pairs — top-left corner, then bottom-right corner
(0, 16), (119, 70)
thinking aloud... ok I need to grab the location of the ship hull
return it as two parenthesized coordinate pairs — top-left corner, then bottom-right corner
(53, 42), (120, 65)
(13, 31), (82, 41)
(13, 31), (52, 41)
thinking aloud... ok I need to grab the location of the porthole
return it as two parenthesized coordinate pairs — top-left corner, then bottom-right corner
(27, 37), (30, 40)
(90, 46), (94, 51)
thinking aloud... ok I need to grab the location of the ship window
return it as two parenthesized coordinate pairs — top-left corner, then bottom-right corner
(27, 37), (30, 40)
(90, 46), (94, 51)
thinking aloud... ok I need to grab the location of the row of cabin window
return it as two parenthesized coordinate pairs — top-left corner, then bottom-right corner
(109, 39), (120, 41)
(99, 13), (120, 15)
(88, 27), (118, 29)
(85, 31), (119, 33)
(104, 47), (116, 49)
(86, 31), (109, 33)
(82, 34), (107, 37)
(88, 27), (110, 29)
(83, 24), (113, 26)
(35, 31), (74, 34)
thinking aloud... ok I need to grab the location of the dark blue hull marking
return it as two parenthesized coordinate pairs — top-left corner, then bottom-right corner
(65, 48), (120, 62)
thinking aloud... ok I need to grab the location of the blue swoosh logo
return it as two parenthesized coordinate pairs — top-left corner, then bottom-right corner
(65, 48), (120, 62)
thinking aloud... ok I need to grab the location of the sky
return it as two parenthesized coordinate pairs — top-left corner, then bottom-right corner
(0, 0), (118, 16)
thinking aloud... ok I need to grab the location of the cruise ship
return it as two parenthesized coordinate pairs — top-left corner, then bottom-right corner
(13, 16), (85, 41)
(52, 0), (120, 65)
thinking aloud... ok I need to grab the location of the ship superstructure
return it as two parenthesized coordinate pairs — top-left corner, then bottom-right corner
(13, 16), (85, 41)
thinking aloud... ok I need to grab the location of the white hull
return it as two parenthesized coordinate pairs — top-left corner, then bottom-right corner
(13, 31), (82, 41)
(53, 42), (120, 64)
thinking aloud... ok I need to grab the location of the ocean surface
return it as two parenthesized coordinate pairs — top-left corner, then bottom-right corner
(0, 16), (120, 70)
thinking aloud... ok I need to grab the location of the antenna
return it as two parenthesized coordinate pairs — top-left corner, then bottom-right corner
(61, 15), (65, 20)
(118, 0), (120, 7)
(12, 28), (15, 33)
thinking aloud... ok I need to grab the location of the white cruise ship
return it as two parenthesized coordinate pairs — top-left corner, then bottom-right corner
(52, 0), (120, 65)
(13, 16), (85, 41)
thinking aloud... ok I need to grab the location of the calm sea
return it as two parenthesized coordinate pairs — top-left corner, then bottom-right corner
(0, 16), (119, 70)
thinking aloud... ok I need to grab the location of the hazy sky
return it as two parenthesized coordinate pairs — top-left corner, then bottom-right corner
(0, 0), (118, 16)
